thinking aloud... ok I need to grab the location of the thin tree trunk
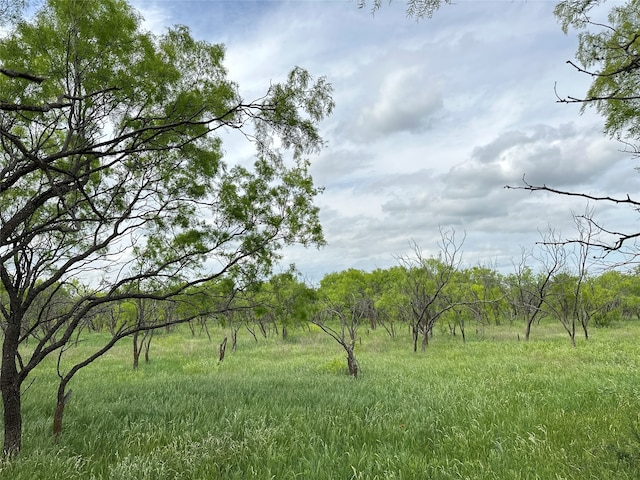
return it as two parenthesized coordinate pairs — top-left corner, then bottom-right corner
(52, 380), (72, 438)
(219, 337), (228, 362)
(132, 331), (140, 369)
(525, 319), (533, 341)
(346, 345), (358, 378)
(143, 330), (153, 364)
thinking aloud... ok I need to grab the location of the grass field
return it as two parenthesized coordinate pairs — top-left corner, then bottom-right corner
(2, 321), (640, 479)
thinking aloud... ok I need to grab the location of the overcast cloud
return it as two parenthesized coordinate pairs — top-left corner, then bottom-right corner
(133, 0), (639, 282)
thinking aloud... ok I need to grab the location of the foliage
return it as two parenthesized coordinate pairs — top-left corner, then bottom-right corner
(258, 268), (317, 338)
(555, 0), (640, 141)
(357, 0), (453, 19)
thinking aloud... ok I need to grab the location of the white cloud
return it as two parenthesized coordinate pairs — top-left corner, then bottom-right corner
(356, 66), (444, 139)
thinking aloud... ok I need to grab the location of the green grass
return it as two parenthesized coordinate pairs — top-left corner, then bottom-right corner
(3, 321), (640, 479)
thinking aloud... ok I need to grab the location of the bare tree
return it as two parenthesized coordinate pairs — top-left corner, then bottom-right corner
(508, 230), (567, 341)
(312, 295), (365, 378)
(396, 229), (465, 352)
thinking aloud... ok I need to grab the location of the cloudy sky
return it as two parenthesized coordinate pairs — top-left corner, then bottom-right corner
(134, 0), (638, 282)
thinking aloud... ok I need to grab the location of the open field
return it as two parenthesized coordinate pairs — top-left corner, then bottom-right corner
(3, 321), (640, 479)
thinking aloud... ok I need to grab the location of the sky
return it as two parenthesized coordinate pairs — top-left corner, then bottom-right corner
(132, 0), (639, 283)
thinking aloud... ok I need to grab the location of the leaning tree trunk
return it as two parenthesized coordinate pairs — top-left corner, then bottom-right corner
(52, 379), (73, 438)
(1, 321), (23, 457)
(219, 337), (228, 362)
(346, 344), (359, 378)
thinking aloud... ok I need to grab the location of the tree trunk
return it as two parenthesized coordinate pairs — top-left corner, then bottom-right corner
(346, 345), (358, 378)
(421, 322), (430, 351)
(144, 330), (153, 364)
(1, 381), (21, 457)
(525, 317), (533, 341)
(53, 402), (65, 438)
(258, 321), (267, 338)
(219, 337), (228, 362)
(52, 383), (72, 438)
(231, 328), (238, 352)
(132, 331), (140, 369)
(412, 325), (419, 352)
(1, 321), (22, 457)
(581, 315), (589, 340)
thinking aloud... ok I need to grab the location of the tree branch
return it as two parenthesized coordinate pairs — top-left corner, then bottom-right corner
(0, 67), (45, 83)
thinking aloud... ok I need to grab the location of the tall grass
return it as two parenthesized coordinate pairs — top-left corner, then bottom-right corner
(2, 321), (640, 479)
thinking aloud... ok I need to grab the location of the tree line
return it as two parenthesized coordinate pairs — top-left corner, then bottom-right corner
(12, 227), (639, 385)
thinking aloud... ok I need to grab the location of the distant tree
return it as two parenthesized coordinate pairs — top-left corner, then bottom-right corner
(580, 273), (621, 328)
(546, 271), (581, 346)
(506, 231), (567, 341)
(259, 268), (317, 339)
(370, 267), (405, 337)
(463, 264), (508, 327)
(319, 269), (379, 330)
(618, 270), (640, 321)
(396, 229), (464, 352)
(0, 0), (332, 456)
(312, 294), (364, 378)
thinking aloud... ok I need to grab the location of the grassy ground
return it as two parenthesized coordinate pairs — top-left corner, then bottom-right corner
(3, 321), (640, 479)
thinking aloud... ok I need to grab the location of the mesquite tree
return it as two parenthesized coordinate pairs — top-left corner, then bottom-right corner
(508, 1), (640, 257)
(396, 229), (465, 352)
(0, 0), (333, 456)
(312, 296), (365, 378)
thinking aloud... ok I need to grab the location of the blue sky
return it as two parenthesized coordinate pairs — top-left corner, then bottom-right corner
(134, 0), (637, 282)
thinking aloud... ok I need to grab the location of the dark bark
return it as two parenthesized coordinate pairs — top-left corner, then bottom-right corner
(1, 321), (22, 457)
(132, 331), (140, 370)
(346, 345), (359, 378)
(144, 330), (153, 364)
(219, 337), (228, 362)
(52, 384), (72, 438)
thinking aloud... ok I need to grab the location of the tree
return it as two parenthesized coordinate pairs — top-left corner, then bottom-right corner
(463, 264), (508, 327)
(0, 0), (333, 456)
(319, 269), (379, 330)
(312, 294), (365, 378)
(396, 229), (464, 352)
(255, 268), (317, 340)
(508, 0), (640, 257)
(554, 0), (640, 141)
(506, 233), (566, 341)
(545, 271), (580, 346)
